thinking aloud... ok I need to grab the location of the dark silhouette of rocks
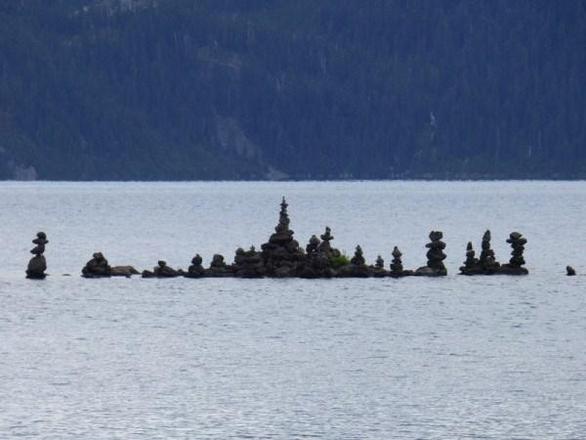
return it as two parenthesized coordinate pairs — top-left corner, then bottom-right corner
(82, 252), (112, 278)
(299, 234), (335, 278)
(567, 266), (576, 276)
(110, 266), (140, 277)
(233, 246), (265, 278)
(389, 246), (412, 278)
(185, 254), (206, 278)
(499, 232), (528, 275)
(206, 254), (232, 277)
(372, 255), (387, 277)
(478, 230), (500, 274)
(415, 231), (447, 276)
(338, 245), (371, 277)
(26, 232), (48, 279)
(143, 260), (183, 278)
(318, 226), (341, 259)
(459, 241), (483, 275)
(260, 197), (305, 277)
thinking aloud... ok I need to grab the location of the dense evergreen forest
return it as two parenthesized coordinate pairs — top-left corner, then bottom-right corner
(0, 0), (585, 180)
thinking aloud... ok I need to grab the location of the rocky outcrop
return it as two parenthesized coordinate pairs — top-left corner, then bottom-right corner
(260, 197), (305, 277)
(232, 246), (265, 278)
(142, 260), (183, 278)
(498, 232), (528, 275)
(415, 231), (447, 276)
(26, 232), (48, 279)
(82, 252), (112, 278)
(110, 266), (140, 277)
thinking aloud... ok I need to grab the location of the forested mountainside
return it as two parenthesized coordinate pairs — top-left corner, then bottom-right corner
(0, 0), (585, 180)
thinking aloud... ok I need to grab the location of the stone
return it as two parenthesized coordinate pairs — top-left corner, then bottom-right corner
(459, 241), (483, 275)
(82, 252), (112, 278)
(233, 246), (266, 278)
(389, 246), (412, 278)
(372, 255), (387, 277)
(567, 266), (576, 276)
(143, 260), (183, 278)
(206, 254), (233, 277)
(260, 197), (305, 277)
(478, 230), (500, 274)
(499, 232), (528, 275)
(184, 254), (206, 278)
(26, 232), (48, 279)
(415, 231), (447, 276)
(110, 266), (140, 277)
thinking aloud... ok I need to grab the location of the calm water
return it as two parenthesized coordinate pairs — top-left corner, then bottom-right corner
(1, 181), (585, 439)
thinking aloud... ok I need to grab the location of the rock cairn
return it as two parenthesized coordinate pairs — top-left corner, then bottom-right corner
(206, 254), (232, 277)
(459, 242), (482, 275)
(339, 245), (370, 277)
(233, 246), (265, 278)
(260, 197), (305, 277)
(499, 232), (528, 275)
(372, 255), (387, 277)
(185, 254), (206, 278)
(26, 232), (48, 279)
(82, 252), (112, 278)
(300, 234), (334, 278)
(318, 226), (341, 258)
(389, 246), (411, 277)
(478, 230), (500, 274)
(415, 231), (447, 276)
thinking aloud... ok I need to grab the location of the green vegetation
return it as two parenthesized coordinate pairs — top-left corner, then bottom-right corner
(329, 254), (351, 269)
(1, 1), (585, 179)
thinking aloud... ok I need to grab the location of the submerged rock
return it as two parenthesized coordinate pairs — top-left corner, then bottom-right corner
(567, 265), (576, 276)
(110, 266), (140, 277)
(26, 232), (48, 279)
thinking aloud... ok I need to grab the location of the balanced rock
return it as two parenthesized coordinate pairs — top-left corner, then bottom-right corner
(185, 254), (206, 278)
(299, 234), (335, 278)
(26, 232), (48, 279)
(499, 232), (528, 275)
(478, 230), (500, 274)
(82, 252), (111, 278)
(260, 197), (305, 277)
(206, 254), (232, 277)
(338, 245), (370, 277)
(389, 246), (412, 278)
(415, 231), (447, 276)
(459, 242), (483, 275)
(372, 255), (387, 278)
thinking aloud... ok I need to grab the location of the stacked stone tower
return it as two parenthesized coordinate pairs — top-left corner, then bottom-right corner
(415, 231), (447, 276)
(499, 232), (529, 275)
(26, 232), (48, 279)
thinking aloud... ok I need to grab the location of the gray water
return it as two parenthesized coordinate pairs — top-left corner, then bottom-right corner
(1, 181), (585, 439)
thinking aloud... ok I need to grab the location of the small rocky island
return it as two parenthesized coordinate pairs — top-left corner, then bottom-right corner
(27, 197), (532, 280)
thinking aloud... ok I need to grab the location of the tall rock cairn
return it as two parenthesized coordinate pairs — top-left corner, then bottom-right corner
(479, 230), (500, 273)
(261, 197), (305, 277)
(390, 246), (412, 277)
(416, 231), (447, 276)
(459, 242), (481, 275)
(26, 232), (48, 279)
(500, 232), (529, 275)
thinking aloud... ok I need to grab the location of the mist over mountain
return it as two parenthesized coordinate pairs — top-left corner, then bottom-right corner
(1, 0), (584, 180)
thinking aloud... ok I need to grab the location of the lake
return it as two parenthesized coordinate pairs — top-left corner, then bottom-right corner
(1, 181), (585, 439)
